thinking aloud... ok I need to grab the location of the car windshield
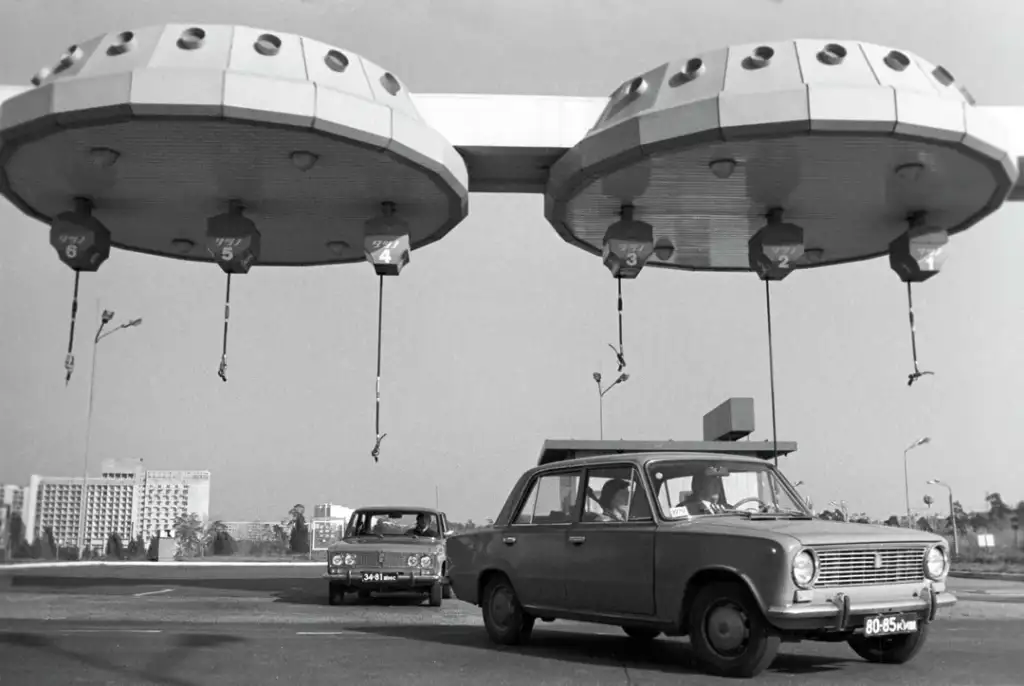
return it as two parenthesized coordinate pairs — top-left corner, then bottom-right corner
(345, 511), (441, 538)
(645, 458), (809, 520)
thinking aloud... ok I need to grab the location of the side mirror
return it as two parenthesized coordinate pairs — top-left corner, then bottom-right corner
(444, 530), (455, 537)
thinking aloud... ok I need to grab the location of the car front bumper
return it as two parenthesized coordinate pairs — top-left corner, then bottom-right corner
(323, 569), (443, 591)
(765, 582), (956, 633)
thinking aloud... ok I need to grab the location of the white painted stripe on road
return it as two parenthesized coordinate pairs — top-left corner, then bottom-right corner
(133, 588), (174, 597)
(296, 631), (348, 635)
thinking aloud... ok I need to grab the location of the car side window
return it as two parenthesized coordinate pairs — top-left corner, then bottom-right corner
(513, 471), (580, 525)
(581, 466), (653, 523)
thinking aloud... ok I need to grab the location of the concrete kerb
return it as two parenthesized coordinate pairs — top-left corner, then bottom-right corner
(0, 561), (323, 572)
(950, 570), (1024, 582)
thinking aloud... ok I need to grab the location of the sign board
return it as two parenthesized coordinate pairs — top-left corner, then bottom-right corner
(977, 533), (995, 548)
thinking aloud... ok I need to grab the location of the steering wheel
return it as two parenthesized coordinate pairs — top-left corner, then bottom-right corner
(732, 497), (771, 513)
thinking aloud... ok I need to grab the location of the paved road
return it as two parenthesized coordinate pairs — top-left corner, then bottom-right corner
(1, 566), (1023, 685)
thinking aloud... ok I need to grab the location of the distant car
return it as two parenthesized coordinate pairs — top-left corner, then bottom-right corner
(446, 451), (955, 679)
(323, 507), (453, 607)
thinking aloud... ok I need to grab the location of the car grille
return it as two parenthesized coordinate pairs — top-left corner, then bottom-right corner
(351, 551), (411, 568)
(815, 546), (925, 587)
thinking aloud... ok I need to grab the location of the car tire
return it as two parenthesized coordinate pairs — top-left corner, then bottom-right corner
(687, 580), (780, 679)
(622, 627), (662, 641)
(481, 575), (535, 646)
(847, 622), (930, 664)
(428, 582), (444, 607)
(442, 582), (453, 600)
(328, 583), (346, 606)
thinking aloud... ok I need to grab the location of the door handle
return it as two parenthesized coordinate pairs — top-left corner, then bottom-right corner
(502, 536), (517, 545)
(569, 535), (586, 545)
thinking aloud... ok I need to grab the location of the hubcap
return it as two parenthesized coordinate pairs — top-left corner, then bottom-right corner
(706, 602), (750, 656)
(490, 586), (515, 629)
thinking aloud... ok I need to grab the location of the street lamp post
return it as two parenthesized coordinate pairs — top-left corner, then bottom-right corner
(903, 437), (931, 528)
(76, 305), (143, 555)
(927, 479), (959, 559)
(593, 372), (629, 440)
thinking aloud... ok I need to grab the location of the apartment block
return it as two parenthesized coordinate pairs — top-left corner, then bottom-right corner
(0, 484), (25, 515)
(22, 461), (211, 551)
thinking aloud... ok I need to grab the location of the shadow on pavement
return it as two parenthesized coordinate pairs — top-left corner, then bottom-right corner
(0, 630), (244, 686)
(9, 573), (437, 607)
(347, 624), (853, 676)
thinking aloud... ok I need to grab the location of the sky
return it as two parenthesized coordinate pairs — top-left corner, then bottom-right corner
(1, 0), (1023, 524)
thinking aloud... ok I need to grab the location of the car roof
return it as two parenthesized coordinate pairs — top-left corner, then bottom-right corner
(537, 439), (795, 466)
(353, 506), (443, 514)
(535, 451), (773, 473)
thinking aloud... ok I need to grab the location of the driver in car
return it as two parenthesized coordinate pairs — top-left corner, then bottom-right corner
(680, 471), (730, 515)
(406, 513), (438, 537)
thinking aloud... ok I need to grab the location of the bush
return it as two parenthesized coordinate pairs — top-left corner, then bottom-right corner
(105, 533), (124, 560)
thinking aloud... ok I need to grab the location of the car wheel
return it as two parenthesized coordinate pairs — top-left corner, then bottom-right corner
(442, 582), (453, 600)
(481, 575), (535, 645)
(847, 623), (930, 664)
(328, 583), (346, 606)
(687, 580), (780, 679)
(428, 582), (444, 607)
(622, 627), (662, 641)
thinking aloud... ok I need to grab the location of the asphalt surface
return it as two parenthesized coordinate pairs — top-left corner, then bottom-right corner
(1, 565), (1023, 686)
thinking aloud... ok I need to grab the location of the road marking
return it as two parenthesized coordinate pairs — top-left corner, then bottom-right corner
(133, 588), (175, 597)
(296, 631), (349, 635)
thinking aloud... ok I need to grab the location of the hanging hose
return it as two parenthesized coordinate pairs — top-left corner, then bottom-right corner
(371, 274), (387, 462)
(608, 277), (627, 372)
(218, 273), (231, 382)
(64, 271), (80, 385)
(905, 282), (934, 387)
(765, 281), (779, 466)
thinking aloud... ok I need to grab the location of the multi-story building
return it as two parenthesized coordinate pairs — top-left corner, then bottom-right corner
(220, 521), (267, 542)
(24, 474), (138, 550)
(22, 461), (211, 551)
(0, 484), (25, 516)
(136, 470), (211, 540)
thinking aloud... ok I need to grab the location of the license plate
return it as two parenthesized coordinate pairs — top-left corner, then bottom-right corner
(361, 572), (399, 583)
(863, 613), (918, 637)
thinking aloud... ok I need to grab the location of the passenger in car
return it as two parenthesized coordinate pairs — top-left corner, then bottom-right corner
(596, 478), (630, 522)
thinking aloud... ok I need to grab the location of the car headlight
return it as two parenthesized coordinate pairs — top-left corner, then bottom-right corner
(331, 554), (343, 566)
(343, 553), (356, 566)
(792, 550), (817, 588)
(419, 555), (433, 568)
(407, 555), (419, 567)
(925, 545), (948, 580)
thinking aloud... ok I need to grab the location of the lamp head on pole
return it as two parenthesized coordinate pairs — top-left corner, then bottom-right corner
(593, 372), (602, 384)
(101, 310), (114, 324)
(906, 436), (931, 451)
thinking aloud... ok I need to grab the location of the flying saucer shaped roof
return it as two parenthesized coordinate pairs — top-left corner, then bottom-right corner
(544, 40), (1019, 272)
(0, 24), (469, 266)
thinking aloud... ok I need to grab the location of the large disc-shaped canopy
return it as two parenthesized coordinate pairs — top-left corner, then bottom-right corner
(0, 24), (470, 266)
(545, 40), (1019, 272)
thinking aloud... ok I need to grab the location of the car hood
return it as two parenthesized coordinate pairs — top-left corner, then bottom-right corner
(327, 536), (443, 552)
(674, 516), (945, 546)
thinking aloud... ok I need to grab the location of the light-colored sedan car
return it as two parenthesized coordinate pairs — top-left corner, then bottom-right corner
(323, 507), (453, 607)
(446, 451), (954, 678)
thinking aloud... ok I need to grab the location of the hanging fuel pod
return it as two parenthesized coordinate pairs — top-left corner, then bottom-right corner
(205, 200), (262, 383)
(363, 201), (411, 463)
(888, 211), (948, 387)
(601, 204), (654, 371)
(48, 197), (112, 385)
(748, 207), (805, 464)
